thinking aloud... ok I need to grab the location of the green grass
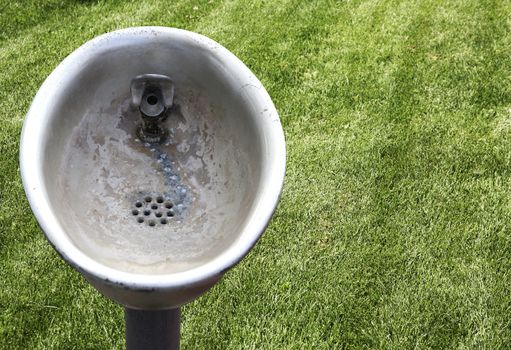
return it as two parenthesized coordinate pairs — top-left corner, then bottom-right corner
(2, 0), (511, 348)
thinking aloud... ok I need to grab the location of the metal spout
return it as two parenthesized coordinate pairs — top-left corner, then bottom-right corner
(131, 74), (174, 143)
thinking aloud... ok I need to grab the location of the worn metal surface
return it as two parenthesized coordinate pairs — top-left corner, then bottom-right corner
(20, 27), (285, 309)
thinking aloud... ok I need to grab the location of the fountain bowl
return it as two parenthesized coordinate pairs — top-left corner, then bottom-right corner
(20, 27), (285, 309)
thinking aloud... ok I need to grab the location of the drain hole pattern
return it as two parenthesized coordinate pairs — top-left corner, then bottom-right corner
(133, 195), (174, 226)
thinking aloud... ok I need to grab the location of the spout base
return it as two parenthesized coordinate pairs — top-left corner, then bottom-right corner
(137, 124), (168, 144)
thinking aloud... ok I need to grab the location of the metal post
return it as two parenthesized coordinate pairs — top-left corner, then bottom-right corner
(125, 307), (180, 350)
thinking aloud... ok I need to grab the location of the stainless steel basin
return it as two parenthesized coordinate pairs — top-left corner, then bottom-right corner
(20, 27), (285, 309)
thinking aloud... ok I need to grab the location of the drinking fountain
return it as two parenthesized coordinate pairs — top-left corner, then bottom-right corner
(20, 27), (285, 349)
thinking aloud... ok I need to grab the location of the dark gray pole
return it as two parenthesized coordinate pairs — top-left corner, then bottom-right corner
(125, 307), (180, 350)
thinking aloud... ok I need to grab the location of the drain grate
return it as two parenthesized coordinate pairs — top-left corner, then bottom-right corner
(132, 195), (174, 226)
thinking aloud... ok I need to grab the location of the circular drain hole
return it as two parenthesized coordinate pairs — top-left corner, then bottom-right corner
(133, 194), (178, 225)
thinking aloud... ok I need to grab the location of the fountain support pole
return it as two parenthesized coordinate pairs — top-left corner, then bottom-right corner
(125, 307), (180, 350)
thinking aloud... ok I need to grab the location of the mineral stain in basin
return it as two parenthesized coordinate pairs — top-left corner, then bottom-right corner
(57, 86), (254, 274)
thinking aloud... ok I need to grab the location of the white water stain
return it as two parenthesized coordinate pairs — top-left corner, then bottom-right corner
(58, 88), (254, 274)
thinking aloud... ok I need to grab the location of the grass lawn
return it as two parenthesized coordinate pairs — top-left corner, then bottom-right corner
(2, 0), (511, 348)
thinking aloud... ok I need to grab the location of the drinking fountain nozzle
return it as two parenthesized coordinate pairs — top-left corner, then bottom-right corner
(131, 74), (174, 144)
